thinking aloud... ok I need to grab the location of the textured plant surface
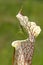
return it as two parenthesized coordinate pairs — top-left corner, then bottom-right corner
(11, 11), (41, 65)
(0, 0), (43, 65)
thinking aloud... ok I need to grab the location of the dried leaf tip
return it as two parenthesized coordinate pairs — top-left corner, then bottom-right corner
(19, 8), (22, 14)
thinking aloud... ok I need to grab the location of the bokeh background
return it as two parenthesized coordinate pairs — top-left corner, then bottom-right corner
(0, 0), (43, 65)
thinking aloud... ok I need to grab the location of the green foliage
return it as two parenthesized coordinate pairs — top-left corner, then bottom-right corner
(0, 0), (43, 65)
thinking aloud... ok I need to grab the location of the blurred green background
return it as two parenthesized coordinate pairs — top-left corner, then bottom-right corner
(0, 0), (43, 65)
